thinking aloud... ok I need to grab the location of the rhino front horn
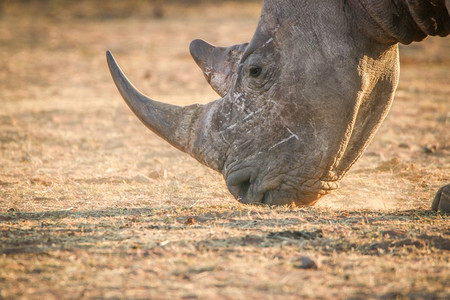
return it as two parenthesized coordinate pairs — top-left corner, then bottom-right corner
(106, 50), (207, 158)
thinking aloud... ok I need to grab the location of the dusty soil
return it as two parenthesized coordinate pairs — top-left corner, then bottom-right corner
(0, 2), (449, 299)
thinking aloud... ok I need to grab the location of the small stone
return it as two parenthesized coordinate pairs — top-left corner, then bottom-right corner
(147, 170), (160, 179)
(21, 155), (32, 162)
(381, 230), (406, 238)
(293, 256), (318, 270)
(131, 174), (151, 183)
(30, 176), (52, 186)
(105, 139), (124, 150)
(424, 144), (439, 154)
(142, 70), (152, 80)
(398, 143), (410, 149)
(185, 217), (197, 225)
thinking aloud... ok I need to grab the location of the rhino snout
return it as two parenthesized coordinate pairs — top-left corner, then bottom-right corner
(225, 167), (341, 206)
(225, 168), (295, 206)
(225, 168), (279, 205)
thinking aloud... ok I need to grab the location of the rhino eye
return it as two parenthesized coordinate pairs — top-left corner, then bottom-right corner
(249, 66), (262, 78)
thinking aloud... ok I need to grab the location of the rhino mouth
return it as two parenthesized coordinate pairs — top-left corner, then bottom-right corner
(226, 167), (339, 206)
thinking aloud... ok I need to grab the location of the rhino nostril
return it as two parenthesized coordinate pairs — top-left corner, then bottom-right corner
(226, 170), (254, 203)
(261, 191), (274, 205)
(238, 179), (251, 202)
(228, 178), (252, 203)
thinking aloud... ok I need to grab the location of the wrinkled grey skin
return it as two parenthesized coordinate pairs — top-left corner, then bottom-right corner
(107, 0), (450, 210)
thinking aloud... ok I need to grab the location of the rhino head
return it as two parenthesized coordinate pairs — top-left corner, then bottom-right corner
(107, 0), (449, 206)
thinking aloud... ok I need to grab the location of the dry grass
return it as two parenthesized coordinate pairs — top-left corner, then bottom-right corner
(0, 2), (449, 299)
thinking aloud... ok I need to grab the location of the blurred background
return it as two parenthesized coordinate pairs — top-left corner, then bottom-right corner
(0, 0), (259, 19)
(0, 0), (262, 210)
(0, 0), (261, 103)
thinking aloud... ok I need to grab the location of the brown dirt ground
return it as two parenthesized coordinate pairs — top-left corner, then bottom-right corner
(0, 2), (449, 299)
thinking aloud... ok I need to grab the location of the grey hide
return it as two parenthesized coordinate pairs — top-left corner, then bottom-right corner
(107, 0), (450, 210)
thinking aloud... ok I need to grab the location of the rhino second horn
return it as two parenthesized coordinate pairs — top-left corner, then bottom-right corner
(189, 39), (215, 79)
(106, 50), (203, 154)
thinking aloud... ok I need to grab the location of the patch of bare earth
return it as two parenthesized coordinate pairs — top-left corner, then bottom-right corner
(0, 2), (449, 299)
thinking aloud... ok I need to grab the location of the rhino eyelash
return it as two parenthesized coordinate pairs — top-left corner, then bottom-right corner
(249, 66), (263, 78)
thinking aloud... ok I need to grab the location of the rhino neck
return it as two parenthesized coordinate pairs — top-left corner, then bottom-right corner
(314, 2), (401, 179)
(332, 44), (400, 179)
(293, 1), (400, 181)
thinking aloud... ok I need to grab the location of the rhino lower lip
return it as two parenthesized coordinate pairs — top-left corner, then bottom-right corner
(226, 163), (341, 204)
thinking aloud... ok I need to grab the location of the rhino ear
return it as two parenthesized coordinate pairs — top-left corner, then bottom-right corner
(358, 0), (450, 44)
(406, 0), (450, 38)
(190, 39), (248, 97)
